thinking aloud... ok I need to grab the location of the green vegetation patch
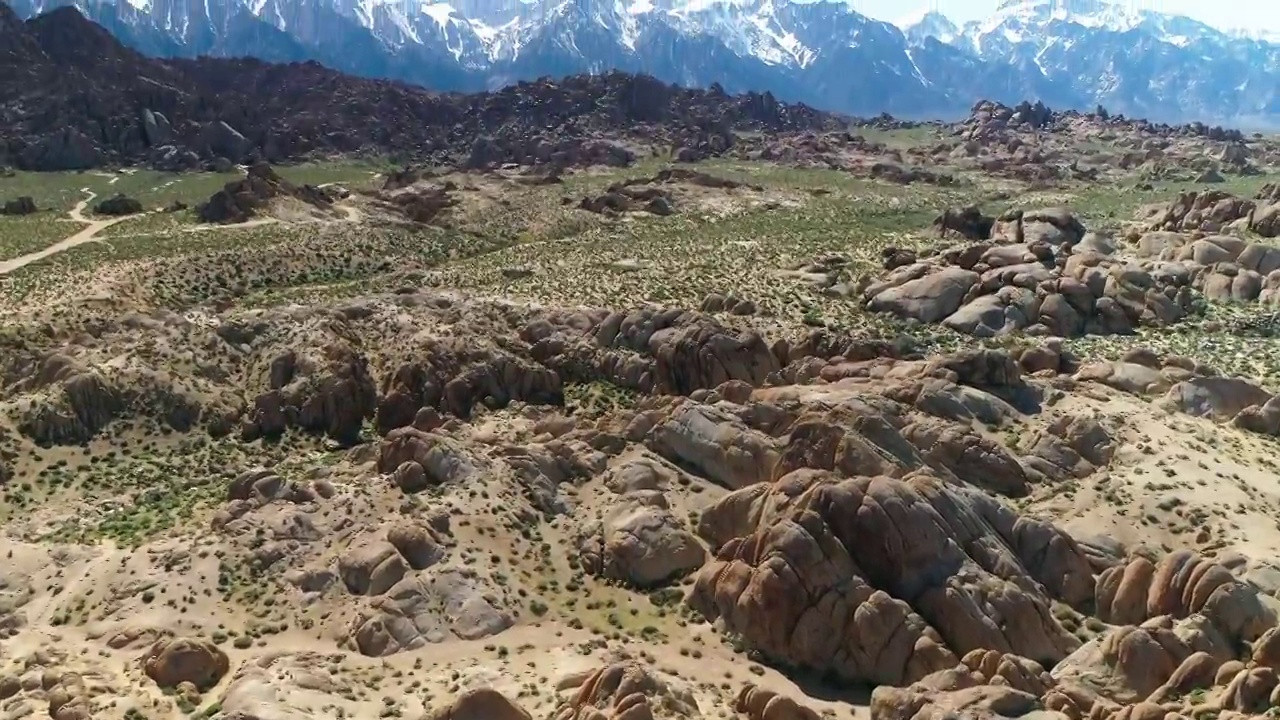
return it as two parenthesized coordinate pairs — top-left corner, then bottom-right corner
(0, 214), (79, 261)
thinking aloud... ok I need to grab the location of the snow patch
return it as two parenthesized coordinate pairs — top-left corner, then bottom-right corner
(421, 2), (457, 29)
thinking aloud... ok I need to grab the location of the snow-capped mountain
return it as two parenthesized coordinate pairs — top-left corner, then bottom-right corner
(900, 0), (1280, 126)
(898, 9), (956, 45)
(5, 0), (1279, 126)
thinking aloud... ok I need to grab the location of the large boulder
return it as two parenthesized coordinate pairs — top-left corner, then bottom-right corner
(868, 267), (980, 324)
(427, 689), (532, 720)
(93, 194), (142, 216)
(735, 685), (821, 720)
(141, 637), (230, 690)
(199, 120), (250, 162)
(1162, 376), (1275, 421)
(576, 490), (706, 588)
(0, 196), (36, 215)
(871, 651), (1057, 720)
(338, 542), (410, 596)
(647, 402), (779, 490)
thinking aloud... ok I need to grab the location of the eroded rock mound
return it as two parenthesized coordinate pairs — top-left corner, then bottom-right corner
(871, 650), (1055, 720)
(376, 339), (563, 431)
(934, 206), (995, 240)
(690, 469), (1095, 686)
(141, 637), (229, 690)
(1075, 350), (1280, 439)
(735, 685), (821, 720)
(890, 548), (1280, 720)
(580, 187), (676, 217)
(345, 567), (515, 656)
(554, 662), (698, 720)
(1145, 189), (1261, 235)
(377, 181), (459, 225)
(426, 688), (533, 720)
(241, 342), (377, 446)
(10, 352), (202, 446)
(93, 193), (142, 216)
(377, 427), (478, 492)
(575, 458), (706, 588)
(197, 162), (334, 223)
(0, 196), (36, 215)
(1096, 551), (1275, 638)
(864, 206), (1197, 337)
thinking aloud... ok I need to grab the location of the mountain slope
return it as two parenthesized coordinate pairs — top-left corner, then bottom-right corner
(5, 0), (1280, 126)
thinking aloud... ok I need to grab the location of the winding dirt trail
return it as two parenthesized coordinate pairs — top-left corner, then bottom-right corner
(0, 192), (142, 276)
(0, 193), (365, 276)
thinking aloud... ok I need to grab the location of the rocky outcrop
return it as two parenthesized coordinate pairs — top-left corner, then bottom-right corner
(575, 463), (705, 587)
(734, 685), (821, 720)
(871, 650), (1056, 720)
(580, 187), (676, 217)
(933, 206), (995, 240)
(1144, 189), (1271, 236)
(345, 567), (515, 656)
(375, 341), (563, 432)
(863, 207), (1196, 337)
(241, 343), (377, 446)
(689, 469), (1095, 686)
(867, 267), (980, 324)
(338, 542), (411, 596)
(553, 662), (698, 720)
(1024, 416), (1115, 481)
(1095, 551), (1275, 640)
(197, 162), (333, 223)
(375, 181), (458, 225)
(140, 637), (229, 690)
(866, 549), (1280, 720)
(377, 427), (478, 492)
(1130, 227), (1280, 305)
(0, 196), (36, 215)
(15, 355), (125, 445)
(92, 194), (142, 216)
(426, 688), (533, 720)
(647, 401), (779, 490)
(1075, 351), (1280, 439)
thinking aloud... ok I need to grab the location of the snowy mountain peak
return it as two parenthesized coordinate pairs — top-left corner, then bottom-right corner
(898, 9), (956, 44)
(979, 0), (1142, 35)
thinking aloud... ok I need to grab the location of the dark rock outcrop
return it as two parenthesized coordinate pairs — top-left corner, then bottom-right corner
(0, 196), (36, 215)
(0, 9), (840, 171)
(93, 194), (142, 216)
(197, 162), (332, 223)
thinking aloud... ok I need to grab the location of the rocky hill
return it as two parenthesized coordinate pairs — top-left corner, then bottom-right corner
(0, 3), (839, 171)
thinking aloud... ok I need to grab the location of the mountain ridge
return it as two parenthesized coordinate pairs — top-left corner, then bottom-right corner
(3, 0), (1279, 127)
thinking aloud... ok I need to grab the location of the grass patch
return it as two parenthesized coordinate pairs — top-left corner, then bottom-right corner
(0, 159), (392, 214)
(0, 214), (79, 260)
